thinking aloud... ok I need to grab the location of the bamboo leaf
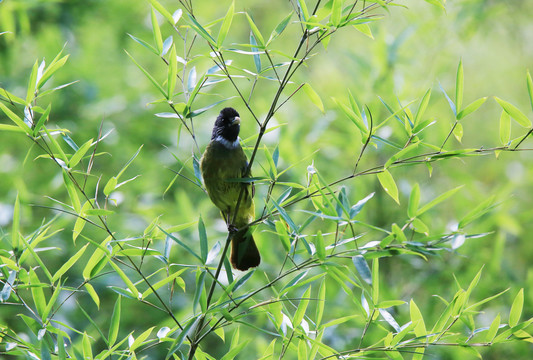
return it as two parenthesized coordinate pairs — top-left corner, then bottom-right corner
(417, 185), (463, 216)
(245, 13), (265, 47)
(187, 14), (217, 47)
(352, 255), (372, 285)
(69, 138), (93, 168)
(457, 97), (487, 120)
(151, 7), (163, 54)
(147, 0), (174, 24)
(414, 88), (431, 126)
(456, 59), (464, 113)
(302, 83), (324, 113)
(108, 296), (121, 346)
(0, 102), (31, 134)
(408, 183), (420, 218)
(52, 244), (89, 282)
(217, 1), (234, 47)
(293, 286), (311, 328)
(168, 45), (177, 99)
(63, 170), (81, 213)
(527, 70), (533, 112)
(485, 313), (501, 343)
(377, 169), (400, 205)
(125, 50), (167, 97)
(495, 97), (532, 128)
(509, 288), (524, 327)
(268, 12), (293, 45)
(499, 110), (511, 145)
(109, 261), (140, 298)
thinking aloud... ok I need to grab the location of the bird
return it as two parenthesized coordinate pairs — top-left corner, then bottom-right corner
(200, 107), (260, 271)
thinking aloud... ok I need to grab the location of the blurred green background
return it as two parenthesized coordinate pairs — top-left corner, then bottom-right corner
(1, 0), (532, 358)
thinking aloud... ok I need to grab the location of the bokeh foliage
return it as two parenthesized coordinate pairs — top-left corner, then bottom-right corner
(1, 0), (533, 359)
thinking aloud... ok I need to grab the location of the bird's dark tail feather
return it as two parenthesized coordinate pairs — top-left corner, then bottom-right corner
(230, 229), (260, 271)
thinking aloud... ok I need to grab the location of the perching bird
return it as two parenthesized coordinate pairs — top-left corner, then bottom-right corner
(200, 107), (260, 271)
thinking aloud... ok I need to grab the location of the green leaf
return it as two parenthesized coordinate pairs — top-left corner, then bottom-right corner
(0, 87), (26, 104)
(127, 33), (158, 54)
(32, 103), (51, 136)
(453, 122), (463, 142)
(130, 327), (155, 352)
(411, 218), (429, 235)
(458, 195), (495, 229)
(85, 209), (114, 216)
(499, 110), (511, 145)
(417, 185), (463, 216)
(527, 70), (533, 112)
(315, 230), (326, 260)
(69, 138), (93, 168)
(410, 299), (427, 337)
(509, 288), (524, 327)
(147, 0), (175, 24)
(103, 176), (117, 197)
(293, 286), (311, 328)
(414, 88), (431, 127)
(63, 170), (81, 213)
(198, 216), (208, 263)
(457, 97), (487, 120)
(250, 32), (262, 73)
(456, 59), (464, 113)
(193, 270), (206, 313)
(268, 12), (293, 45)
(485, 313), (500, 343)
(84, 283), (100, 309)
(108, 296), (121, 346)
(168, 44), (177, 99)
(275, 220), (291, 252)
(302, 83), (325, 113)
(12, 193), (21, 251)
(330, 0), (342, 26)
(30, 269), (46, 317)
(271, 198), (298, 233)
(166, 316), (200, 359)
(151, 7), (163, 54)
(495, 97), (532, 128)
(245, 13), (265, 47)
(125, 50), (167, 97)
(385, 142), (419, 168)
(372, 258), (379, 303)
(0, 102), (31, 134)
(0, 124), (25, 133)
(109, 261), (140, 298)
(316, 280), (326, 327)
(408, 183), (420, 218)
(38, 53), (70, 89)
(52, 244), (89, 282)
(392, 223), (407, 243)
(352, 255), (372, 285)
(187, 14), (217, 47)
(377, 169), (400, 205)
(217, 1), (234, 47)
(26, 60), (39, 104)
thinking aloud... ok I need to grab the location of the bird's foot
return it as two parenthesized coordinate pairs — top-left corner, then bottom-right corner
(228, 224), (239, 234)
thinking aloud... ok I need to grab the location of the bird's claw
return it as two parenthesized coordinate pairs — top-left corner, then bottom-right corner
(228, 224), (239, 233)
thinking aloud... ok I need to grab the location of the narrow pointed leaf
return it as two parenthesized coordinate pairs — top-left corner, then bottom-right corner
(377, 169), (399, 205)
(457, 97), (487, 120)
(499, 110), (511, 145)
(302, 83), (324, 113)
(509, 288), (524, 327)
(417, 185), (463, 216)
(495, 97), (532, 128)
(217, 1), (234, 47)
(52, 244), (89, 282)
(456, 59), (464, 112)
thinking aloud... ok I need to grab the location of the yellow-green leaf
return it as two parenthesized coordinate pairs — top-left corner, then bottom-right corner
(499, 110), (511, 145)
(52, 244), (89, 282)
(377, 169), (399, 205)
(217, 1), (234, 47)
(302, 83), (324, 113)
(495, 97), (532, 128)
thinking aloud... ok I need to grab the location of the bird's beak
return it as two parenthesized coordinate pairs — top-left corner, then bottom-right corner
(232, 116), (241, 125)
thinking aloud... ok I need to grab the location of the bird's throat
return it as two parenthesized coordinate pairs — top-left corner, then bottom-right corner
(215, 135), (240, 149)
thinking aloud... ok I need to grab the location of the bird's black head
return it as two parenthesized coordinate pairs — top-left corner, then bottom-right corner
(211, 107), (241, 142)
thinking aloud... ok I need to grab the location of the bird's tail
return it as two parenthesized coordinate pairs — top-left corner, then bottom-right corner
(230, 227), (260, 271)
